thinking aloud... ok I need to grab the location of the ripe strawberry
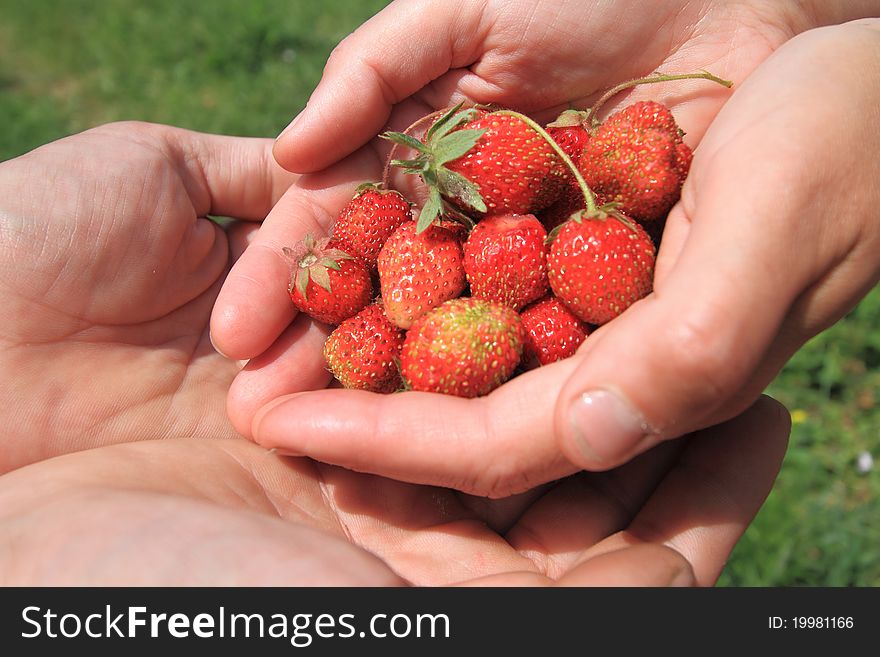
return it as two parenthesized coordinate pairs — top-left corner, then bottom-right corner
(285, 235), (372, 325)
(539, 110), (596, 232)
(330, 183), (412, 269)
(323, 303), (405, 393)
(547, 210), (655, 325)
(546, 109), (591, 162)
(383, 104), (567, 230)
(580, 100), (691, 223)
(377, 221), (467, 329)
(463, 213), (549, 310)
(520, 296), (590, 367)
(537, 185), (590, 232)
(401, 298), (524, 398)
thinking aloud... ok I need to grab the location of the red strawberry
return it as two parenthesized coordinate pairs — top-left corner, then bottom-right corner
(285, 235), (372, 325)
(331, 183), (412, 269)
(520, 296), (591, 367)
(463, 213), (549, 310)
(580, 101), (691, 223)
(539, 110), (595, 232)
(401, 298), (524, 398)
(383, 104), (567, 230)
(323, 303), (405, 393)
(377, 221), (467, 329)
(546, 109), (591, 162)
(547, 210), (655, 325)
(537, 185), (589, 232)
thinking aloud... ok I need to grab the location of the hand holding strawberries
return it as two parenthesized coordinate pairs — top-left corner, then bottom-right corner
(0, 123), (791, 585)
(212, 2), (880, 496)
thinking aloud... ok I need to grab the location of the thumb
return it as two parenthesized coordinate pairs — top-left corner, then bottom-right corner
(553, 24), (879, 469)
(273, 0), (486, 173)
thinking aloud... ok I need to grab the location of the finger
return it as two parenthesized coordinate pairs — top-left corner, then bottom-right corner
(556, 544), (695, 586)
(226, 314), (333, 438)
(274, 0), (489, 172)
(227, 221), (260, 262)
(504, 442), (683, 578)
(210, 147), (382, 360)
(251, 357), (586, 497)
(579, 395), (791, 585)
(309, 464), (539, 586)
(554, 26), (880, 470)
(0, 439), (403, 586)
(95, 122), (296, 220)
(456, 544), (693, 587)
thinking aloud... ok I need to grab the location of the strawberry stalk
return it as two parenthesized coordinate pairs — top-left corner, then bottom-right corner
(583, 70), (732, 127)
(493, 109), (599, 216)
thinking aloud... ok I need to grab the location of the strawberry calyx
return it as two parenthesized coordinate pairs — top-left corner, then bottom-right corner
(546, 108), (590, 129)
(545, 203), (635, 244)
(382, 102), (488, 233)
(283, 235), (354, 300)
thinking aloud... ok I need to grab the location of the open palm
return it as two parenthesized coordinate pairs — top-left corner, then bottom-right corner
(0, 122), (294, 472)
(0, 399), (788, 586)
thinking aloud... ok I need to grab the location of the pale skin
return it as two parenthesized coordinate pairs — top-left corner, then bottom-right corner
(0, 123), (789, 585)
(210, 0), (880, 496)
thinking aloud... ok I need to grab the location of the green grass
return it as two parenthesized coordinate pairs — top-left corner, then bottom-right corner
(0, 0), (390, 158)
(2, 0), (877, 587)
(718, 288), (880, 586)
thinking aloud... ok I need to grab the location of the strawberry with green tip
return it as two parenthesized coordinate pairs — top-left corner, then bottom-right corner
(463, 213), (549, 310)
(323, 303), (404, 393)
(331, 182), (412, 269)
(401, 298), (524, 398)
(546, 109), (591, 162)
(377, 221), (467, 329)
(285, 235), (373, 325)
(520, 295), (591, 367)
(383, 103), (567, 230)
(547, 208), (655, 325)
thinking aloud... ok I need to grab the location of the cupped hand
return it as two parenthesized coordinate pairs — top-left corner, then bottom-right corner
(0, 122), (295, 472)
(213, 7), (879, 496)
(0, 397), (789, 586)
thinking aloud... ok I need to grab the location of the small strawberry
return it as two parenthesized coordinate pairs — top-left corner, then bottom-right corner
(285, 235), (373, 325)
(537, 185), (590, 233)
(520, 296), (591, 367)
(539, 110), (594, 232)
(546, 109), (591, 162)
(377, 221), (467, 329)
(580, 100), (692, 223)
(463, 213), (549, 310)
(547, 209), (655, 325)
(330, 183), (412, 269)
(383, 104), (567, 230)
(323, 303), (405, 393)
(401, 298), (524, 398)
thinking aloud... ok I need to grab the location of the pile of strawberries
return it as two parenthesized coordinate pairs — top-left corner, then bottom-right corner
(285, 72), (730, 397)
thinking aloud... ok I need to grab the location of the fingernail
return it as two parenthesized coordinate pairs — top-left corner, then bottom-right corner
(568, 389), (656, 467)
(277, 111), (303, 140)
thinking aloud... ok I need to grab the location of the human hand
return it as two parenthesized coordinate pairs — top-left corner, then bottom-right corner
(212, 5), (879, 496)
(0, 122), (295, 472)
(0, 396), (789, 586)
(271, 0), (871, 173)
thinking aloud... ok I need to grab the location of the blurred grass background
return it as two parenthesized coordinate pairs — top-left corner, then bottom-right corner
(1, 0), (877, 586)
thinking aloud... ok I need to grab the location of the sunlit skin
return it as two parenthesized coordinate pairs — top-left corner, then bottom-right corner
(0, 122), (790, 585)
(211, 1), (880, 497)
